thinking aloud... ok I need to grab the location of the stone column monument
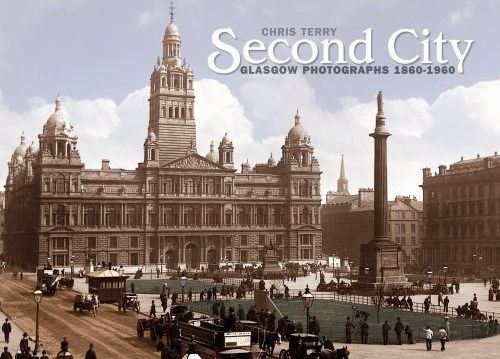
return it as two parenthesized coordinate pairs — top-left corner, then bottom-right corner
(355, 91), (408, 290)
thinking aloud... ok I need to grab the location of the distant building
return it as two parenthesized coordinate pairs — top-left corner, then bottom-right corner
(322, 157), (422, 265)
(0, 192), (4, 255)
(421, 152), (500, 274)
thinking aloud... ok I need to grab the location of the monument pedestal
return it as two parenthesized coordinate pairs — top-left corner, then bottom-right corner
(263, 254), (281, 275)
(354, 240), (409, 291)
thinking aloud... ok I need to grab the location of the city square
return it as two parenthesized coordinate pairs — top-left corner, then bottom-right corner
(0, 0), (499, 358)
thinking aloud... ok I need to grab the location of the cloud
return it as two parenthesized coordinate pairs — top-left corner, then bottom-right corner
(447, 5), (474, 26)
(2, 76), (500, 203)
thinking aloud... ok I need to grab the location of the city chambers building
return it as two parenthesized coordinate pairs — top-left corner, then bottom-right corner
(3, 12), (322, 269)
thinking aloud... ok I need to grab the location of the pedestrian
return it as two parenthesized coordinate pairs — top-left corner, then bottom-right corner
(130, 282), (135, 293)
(488, 316), (494, 336)
(85, 343), (97, 359)
(156, 267), (160, 278)
(361, 319), (369, 344)
(150, 300), (156, 318)
(238, 304), (245, 320)
(437, 326), (447, 351)
(473, 293), (477, 302)
(382, 320), (391, 345)
(407, 296), (413, 312)
(187, 288), (192, 302)
(1, 319), (11, 343)
(40, 351), (49, 359)
(19, 273), (23, 281)
(61, 337), (69, 352)
(444, 317), (451, 341)
(483, 277), (487, 287)
(19, 333), (28, 354)
(345, 316), (355, 344)
(443, 296), (449, 313)
(424, 326), (433, 351)
(219, 302), (226, 320)
(394, 317), (404, 345)
(404, 325), (413, 344)
(1, 347), (12, 359)
(437, 292), (442, 307)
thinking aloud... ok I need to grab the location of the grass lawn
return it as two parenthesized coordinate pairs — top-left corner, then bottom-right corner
(188, 298), (490, 345)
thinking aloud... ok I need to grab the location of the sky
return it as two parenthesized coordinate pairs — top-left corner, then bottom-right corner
(1, 0), (500, 201)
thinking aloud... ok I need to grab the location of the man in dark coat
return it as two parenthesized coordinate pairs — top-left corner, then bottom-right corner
(1, 347), (13, 359)
(361, 319), (369, 344)
(237, 304), (245, 320)
(267, 311), (276, 332)
(443, 296), (450, 313)
(404, 325), (414, 344)
(84, 343), (97, 359)
(394, 317), (404, 345)
(345, 317), (355, 343)
(407, 297), (413, 312)
(2, 319), (11, 343)
(19, 333), (29, 354)
(219, 302), (226, 320)
(150, 300), (157, 318)
(382, 321), (391, 345)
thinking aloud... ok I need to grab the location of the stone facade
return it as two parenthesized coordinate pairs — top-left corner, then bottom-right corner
(2, 11), (322, 269)
(322, 157), (422, 265)
(0, 192), (4, 255)
(421, 153), (500, 274)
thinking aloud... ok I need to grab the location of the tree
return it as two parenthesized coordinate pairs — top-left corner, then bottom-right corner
(371, 283), (386, 323)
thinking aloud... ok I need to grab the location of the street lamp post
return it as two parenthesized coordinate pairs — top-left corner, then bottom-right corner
(443, 265), (448, 285)
(181, 276), (187, 303)
(301, 284), (314, 334)
(160, 254), (164, 274)
(47, 257), (51, 269)
(70, 255), (75, 278)
(34, 289), (42, 352)
(427, 270), (433, 287)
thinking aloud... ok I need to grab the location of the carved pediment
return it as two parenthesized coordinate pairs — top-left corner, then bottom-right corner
(47, 225), (75, 233)
(162, 153), (229, 171)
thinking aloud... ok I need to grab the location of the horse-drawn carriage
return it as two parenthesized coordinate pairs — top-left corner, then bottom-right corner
(118, 292), (140, 312)
(59, 276), (74, 289)
(136, 306), (193, 342)
(73, 293), (99, 316)
(279, 333), (349, 359)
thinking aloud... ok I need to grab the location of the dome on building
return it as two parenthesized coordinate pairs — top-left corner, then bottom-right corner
(12, 132), (27, 159)
(220, 133), (232, 146)
(44, 96), (74, 137)
(287, 110), (309, 143)
(206, 141), (217, 162)
(165, 22), (180, 38)
(267, 153), (276, 166)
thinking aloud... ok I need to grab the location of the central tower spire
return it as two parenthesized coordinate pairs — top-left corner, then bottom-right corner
(146, 2), (196, 164)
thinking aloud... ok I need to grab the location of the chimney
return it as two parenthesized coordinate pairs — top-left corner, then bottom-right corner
(438, 165), (446, 175)
(101, 159), (110, 170)
(422, 167), (431, 178)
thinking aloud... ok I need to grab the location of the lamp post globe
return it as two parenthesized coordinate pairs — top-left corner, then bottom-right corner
(34, 289), (43, 352)
(443, 265), (448, 284)
(301, 284), (314, 334)
(181, 276), (187, 303)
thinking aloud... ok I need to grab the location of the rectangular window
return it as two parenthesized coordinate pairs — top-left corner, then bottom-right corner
(240, 235), (248, 246)
(395, 224), (400, 234)
(130, 253), (139, 265)
(225, 250), (232, 261)
(300, 249), (312, 260)
(411, 237), (416, 245)
(87, 237), (97, 249)
(401, 211), (406, 220)
(411, 224), (416, 233)
(396, 237), (401, 244)
(258, 250), (264, 262)
(88, 253), (97, 266)
(411, 211), (416, 219)
(109, 237), (118, 248)
(240, 250), (248, 262)
(54, 254), (67, 267)
(401, 224), (406, 233)
(53, 237), (68, 250)
(109, 253), (118, 265)
(275, 235), (283, 246)
(258, 235), (265, 246)
(225, 237), (232, 246)
(300, 234), (312, 245)
(130, 236), (139, 248)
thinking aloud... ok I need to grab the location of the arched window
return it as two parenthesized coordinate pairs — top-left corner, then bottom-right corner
(43, 178), (50, 192)
(181, 108), (185, 119)
(169, 107), (173, 118)
(188, 79), (193, 89)
(161, 106), (166, 117)
(161, 77), (166, 87)
(188, 108), (193, 119)
(175, 107), (179, 118)
(150, 149), (156, 161)
(165, 178), (174, 194)
(205, 179), (215, 195)
(72, 179), (78, 192)
(55, 205), (68, 226)
(225, 152), (231, 163)
(54, 175), (66, 194)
